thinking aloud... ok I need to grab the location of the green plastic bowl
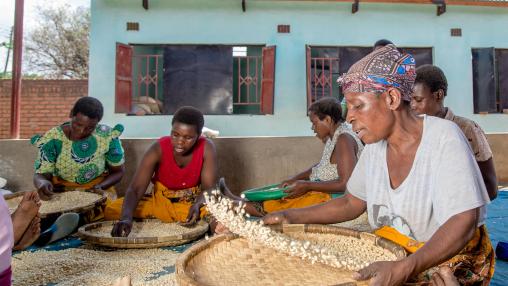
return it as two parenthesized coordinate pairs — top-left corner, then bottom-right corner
(241, 183), (290, 202)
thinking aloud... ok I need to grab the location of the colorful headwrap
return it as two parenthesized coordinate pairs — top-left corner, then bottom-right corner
(337, 44), (416, 101)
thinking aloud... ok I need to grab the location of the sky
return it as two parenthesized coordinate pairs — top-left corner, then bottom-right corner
(0, 0), (90, 74)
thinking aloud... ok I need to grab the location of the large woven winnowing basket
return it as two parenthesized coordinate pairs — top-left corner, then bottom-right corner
(176, 224), (406, 286)
(78, 219), (209, 249)
(5, 190), (106, 219)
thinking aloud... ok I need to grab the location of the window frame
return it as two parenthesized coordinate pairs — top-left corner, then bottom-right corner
(114, 43), (276, 116)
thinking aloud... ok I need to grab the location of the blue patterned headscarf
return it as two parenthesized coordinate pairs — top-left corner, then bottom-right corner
(337, 44), (416, 101)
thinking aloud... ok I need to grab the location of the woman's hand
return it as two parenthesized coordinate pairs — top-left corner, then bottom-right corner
(180, 202), (201, 227)
(431, 266), (460, 286)
(111, 219), (133, 237)
(89, 185), (105, 195)
(283, 180), (309, 199)
(262, 211), (290, 225)
(280, 178), (297, 188)
(354, 260), (414, 286)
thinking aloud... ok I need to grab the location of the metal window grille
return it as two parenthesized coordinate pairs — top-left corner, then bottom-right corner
(133, 54), (161, 102)
(234, 55), (262, 108)
(309, 57), (339, 103)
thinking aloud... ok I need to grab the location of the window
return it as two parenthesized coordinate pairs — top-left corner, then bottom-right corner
(306, 45), (433, 108)
(472, 48), (508, 114)
(115, 44), (276, 115)
(233, 46), (263, 114)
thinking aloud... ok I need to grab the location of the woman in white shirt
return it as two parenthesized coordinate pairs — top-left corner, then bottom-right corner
(263, 45), (493, 286)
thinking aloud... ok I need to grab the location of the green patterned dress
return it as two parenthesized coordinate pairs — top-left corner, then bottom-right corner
(32, 123), (125, 184)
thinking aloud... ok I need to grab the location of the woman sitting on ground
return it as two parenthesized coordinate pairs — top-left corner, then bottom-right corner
(107, 106), (218, 237)
(264, 45), (493, 285)
(32, 97), (125, 223)
(220, 97), (364, 218)
(410, 64), (498, 200)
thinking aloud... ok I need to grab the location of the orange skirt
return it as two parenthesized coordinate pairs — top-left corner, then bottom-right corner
(262, 191), (331, 213)
(104, 181), (206, 223)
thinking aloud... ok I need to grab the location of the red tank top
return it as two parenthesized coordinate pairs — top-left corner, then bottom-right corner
(154, 136), (206, 190)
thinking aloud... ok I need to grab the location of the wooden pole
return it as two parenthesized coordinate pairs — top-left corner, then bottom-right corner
(10, 0), (24, 139)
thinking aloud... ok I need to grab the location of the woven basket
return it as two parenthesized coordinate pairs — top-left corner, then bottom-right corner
(78, 219), (209, 249)
(176, 224), (406, 286)
(4, 190), (106, 219)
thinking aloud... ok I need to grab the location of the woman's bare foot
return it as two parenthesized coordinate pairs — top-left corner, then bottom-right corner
(431, 266), (460, 286)
(13, 214), (41, 250)
(11, 191), (41, 244)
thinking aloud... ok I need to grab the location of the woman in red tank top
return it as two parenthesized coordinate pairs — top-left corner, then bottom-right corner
(154, 135), (206, 190)
(106, 107), (218, 236)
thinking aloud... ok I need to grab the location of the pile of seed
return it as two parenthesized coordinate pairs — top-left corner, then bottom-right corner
(7, 191), (102, 215)
(11, 247), (177, 286)
(89, 221), (195, 237)
(288, 232), (396, 265)
(204, 190), (396, 271)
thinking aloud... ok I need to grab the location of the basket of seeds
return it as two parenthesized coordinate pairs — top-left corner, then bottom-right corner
(5, 190), (106, 219)
(78, 219), (209, 248)
(176, 224), (406, 286)
(176, 191), (406, 286)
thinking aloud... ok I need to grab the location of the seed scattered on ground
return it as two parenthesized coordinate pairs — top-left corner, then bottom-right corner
(11, 247), (178, 286)
(7, 191), (102, 215)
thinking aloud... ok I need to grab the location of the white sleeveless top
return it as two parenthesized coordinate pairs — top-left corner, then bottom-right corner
(309, 123), (363, 182)
(306, 123), (369, 231)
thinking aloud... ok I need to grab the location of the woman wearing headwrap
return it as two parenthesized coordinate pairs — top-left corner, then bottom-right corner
(263, 45), (494, 285)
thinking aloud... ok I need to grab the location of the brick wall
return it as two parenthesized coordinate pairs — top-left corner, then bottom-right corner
(0, 80), (88, 139)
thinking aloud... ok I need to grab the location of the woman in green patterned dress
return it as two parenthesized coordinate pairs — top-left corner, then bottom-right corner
(32, 97), (125, 222)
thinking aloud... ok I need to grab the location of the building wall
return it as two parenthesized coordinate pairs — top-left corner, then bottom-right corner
(0, 80), (87, 139)
(1, 135), (507, 195)
(90, 0), (508, 137)
(0, 137), (323, 195)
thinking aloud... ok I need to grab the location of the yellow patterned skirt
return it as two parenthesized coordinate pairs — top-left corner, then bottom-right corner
(375, 225), (495, 285)
(104, 181), (206, 223)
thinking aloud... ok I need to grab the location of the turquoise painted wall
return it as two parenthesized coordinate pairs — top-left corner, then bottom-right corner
(90, 0), (508, 137)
